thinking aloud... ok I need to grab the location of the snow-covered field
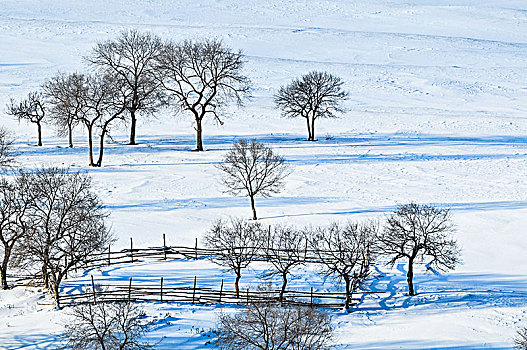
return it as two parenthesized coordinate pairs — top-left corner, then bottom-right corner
(1, 0), (527, 348)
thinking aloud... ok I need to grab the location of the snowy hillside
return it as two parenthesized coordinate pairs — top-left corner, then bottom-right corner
(1, 0), (527, 349)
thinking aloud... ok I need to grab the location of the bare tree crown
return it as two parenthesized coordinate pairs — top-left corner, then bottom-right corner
(379, 203), (460, 270)
(157, 38), (251, 122)
(219, 139), (289, 197)
(155, 38), (251, 150)
(43, 72), (85, 145)
(87, 29), (164, 144)
(6, 91), (46, 146)
(309, 221), (377, 311)
(274, 71), (348, 141)
(0, 176), (31, 289)
(0, 128), (16, 170)
(377, 203), (461, 296)
(17, 167), (113, 306)
(203, 218), (262, 297)
(217, 139), (290, 219)
(64, 300), (152, 350)
(6, 91), (46, 124)
(263, 225), (306, 301)
(216, 288), (334, 350)
(203, 218), (263, 271)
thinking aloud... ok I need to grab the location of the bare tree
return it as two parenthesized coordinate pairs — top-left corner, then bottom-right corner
(216, 290), (334, 350)
(155, 38), (251, 151)
(63, 300), (152, 350)
(376, 203), (461, 296)
(78, 73), (127, 167)
(217, 139), (290, 220)
(0, 176), (32, 289)
(274, 71), (348, 141)
(17, 168), (112, 307)
(87, 29), (164, 145)
(43, 72), (85, 148)
(6, 91), (46, 146)
(515, 326), (527, 349)
(0, 128), (17, 170)
(262, 225), (306, 302)
(203, 218), (262, 298)
(309, 222), (377, 311)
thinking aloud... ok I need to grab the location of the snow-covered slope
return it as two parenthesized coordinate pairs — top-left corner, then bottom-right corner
(1, 1), (527, 348)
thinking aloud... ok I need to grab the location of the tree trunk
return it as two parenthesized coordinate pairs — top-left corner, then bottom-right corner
(407, 257), (415, 296)
(279, 272), (288, 302)
(129, 110), (137, 145)
(95, 130), (106, 167)
(311, 117), (316, 141)
(0, 248), (10, 289)
(53, 282), (61, 309)
(344, 275), (351, 312)
(42, 264), (48, 289)
(195, 118), (203, 151)
(68, 123), (73, 148)
(305, 117), (312, 141)
(37, 122), (42, 146)
(234, 271), (241, 298)
(250, 195), (257, 220)
(0, 264), (8, 290)
(88, 126), (94, 166)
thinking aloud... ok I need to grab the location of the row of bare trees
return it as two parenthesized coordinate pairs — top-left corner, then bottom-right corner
(5, 32), (250, 164)
(6, 30), (349, 164)
(0, 167), (112, 308)
(203, 203), (461, 312)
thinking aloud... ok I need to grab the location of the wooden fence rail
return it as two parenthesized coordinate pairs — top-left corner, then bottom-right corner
(9, 235), (387, 309)
(10, 234), (396, 284)
(81, 235), (379, 270)
(58, 275), (361, 309)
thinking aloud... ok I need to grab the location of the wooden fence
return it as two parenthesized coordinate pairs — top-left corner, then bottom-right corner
(11, 235), (382, 309)
(58, 276), (361, 309)
(84, 235), (366, 269)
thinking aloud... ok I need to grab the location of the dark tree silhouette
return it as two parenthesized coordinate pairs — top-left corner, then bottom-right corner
(0, 176), (32, 290)
(87, 30), (164, 145)
(6, 91), (46, 146)
(376, 203), (461, 296)
(216, 289), (334, 350)
(275, 71), (348, 141)
(155, 38), (251, 151)
(64, 300), (152, 349)
(310, 222), (377, 311)
(43, 72), (85, 148)
(17, 168), (112, 307)
(263, 225), (306, 302)
(217, 139), (290, 220)
(77, 73), (127, 167)
(515, 325), (527, 349)
(203, 218), (262, 298)
(0, 128), (17, 170)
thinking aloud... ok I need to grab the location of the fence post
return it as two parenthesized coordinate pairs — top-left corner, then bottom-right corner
(163, 233), (167, 260)
(91, 275), (97, 304)
(310, 287), (313, 307)
(160, 277), (164, 302)
(108, 244), (111, 265)
(128, 277), (133, 301)
(267, 225), (271, 251)
(246, 287), (249, 304)
(219, 279), (223, 303)
(130, 237), (134, 263)
(192, 276), (197, 304)
(194, 238), (198, 260)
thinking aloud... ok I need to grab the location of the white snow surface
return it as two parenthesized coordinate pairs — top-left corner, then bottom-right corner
(1, 0), (527, 349)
